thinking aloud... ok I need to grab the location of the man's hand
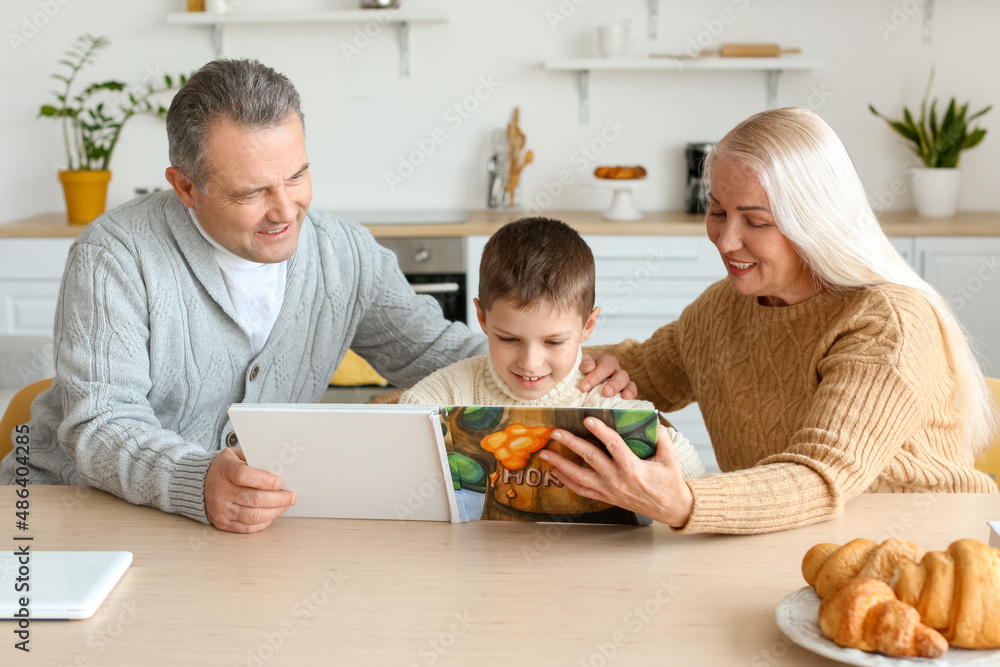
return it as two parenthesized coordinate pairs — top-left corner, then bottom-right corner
(204, 447), (297, 533)
(579, 353), (637, 400)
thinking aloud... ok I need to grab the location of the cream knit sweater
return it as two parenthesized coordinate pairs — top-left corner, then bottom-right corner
(605, 279), (998, 535)
(400, 349), (707, 479)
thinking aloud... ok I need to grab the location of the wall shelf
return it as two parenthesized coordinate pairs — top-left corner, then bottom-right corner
(166, 10), (450, 77)
(543, 57), (825, 123)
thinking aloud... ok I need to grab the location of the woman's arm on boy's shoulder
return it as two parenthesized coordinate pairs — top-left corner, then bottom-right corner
(583, 321), (694, 411)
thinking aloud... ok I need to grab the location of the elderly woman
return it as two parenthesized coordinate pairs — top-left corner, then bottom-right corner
(541, 107), (999, 534)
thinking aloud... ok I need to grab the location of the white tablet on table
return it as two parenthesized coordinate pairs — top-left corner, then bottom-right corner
(229, 403), (458, 522)
(0, 550), (132, 620)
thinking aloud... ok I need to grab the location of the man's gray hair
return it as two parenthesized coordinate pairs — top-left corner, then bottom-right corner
(166, 59), (305, 189)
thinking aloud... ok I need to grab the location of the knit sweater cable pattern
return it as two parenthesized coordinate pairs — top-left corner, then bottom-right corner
(609, 279), (996, 535)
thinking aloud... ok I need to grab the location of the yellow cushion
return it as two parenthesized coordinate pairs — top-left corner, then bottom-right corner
(975, 377), (1000, 487)
(0, 378), (53, 461)
(330, 350), (388, 387)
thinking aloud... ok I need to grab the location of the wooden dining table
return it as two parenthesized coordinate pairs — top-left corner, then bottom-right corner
(2, 486), (998, 666)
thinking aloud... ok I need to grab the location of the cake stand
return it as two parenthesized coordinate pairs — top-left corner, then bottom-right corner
(585, 177), (661, 221)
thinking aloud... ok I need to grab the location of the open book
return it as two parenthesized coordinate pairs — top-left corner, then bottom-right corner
(440, 405), (658, 525)
(228, 404), (659, 525)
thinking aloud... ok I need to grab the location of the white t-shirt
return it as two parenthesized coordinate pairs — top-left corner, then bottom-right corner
(189, 209), (286, 356)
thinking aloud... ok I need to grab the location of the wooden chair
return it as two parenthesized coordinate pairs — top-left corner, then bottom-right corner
(0, 378), (53, 461)
(976, 377), (1000, 487)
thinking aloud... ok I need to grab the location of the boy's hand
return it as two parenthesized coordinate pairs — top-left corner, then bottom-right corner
(579, 353), (637, 400)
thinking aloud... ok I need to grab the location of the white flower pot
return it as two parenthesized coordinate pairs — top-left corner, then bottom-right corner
(910, 167), (961, 217)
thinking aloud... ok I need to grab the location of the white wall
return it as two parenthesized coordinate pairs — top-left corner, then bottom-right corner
(2, 0), (999, 223)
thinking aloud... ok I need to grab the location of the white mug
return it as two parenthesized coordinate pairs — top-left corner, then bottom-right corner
(598, 21), (634, 58)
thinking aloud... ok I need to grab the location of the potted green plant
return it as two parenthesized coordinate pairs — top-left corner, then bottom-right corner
(869, 69), (991, 217)
(39, 34), (186, 224)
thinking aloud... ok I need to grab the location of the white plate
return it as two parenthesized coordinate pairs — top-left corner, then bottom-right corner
(775, 587), (1000, 666)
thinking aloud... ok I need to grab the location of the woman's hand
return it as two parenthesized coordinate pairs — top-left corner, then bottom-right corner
(539, 418), (694, 528)
(579, 353), (637, 400)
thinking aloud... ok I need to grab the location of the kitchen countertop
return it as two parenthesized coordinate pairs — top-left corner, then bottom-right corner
(3, 209), (1000, 238)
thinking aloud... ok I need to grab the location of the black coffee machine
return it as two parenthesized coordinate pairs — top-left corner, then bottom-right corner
(684, 142), (714, 214)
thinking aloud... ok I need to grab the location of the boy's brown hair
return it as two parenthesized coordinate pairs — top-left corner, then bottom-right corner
(478, 217), (595, 320)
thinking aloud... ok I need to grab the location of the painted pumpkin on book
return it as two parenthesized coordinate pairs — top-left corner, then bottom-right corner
(440, 406), (659, 523)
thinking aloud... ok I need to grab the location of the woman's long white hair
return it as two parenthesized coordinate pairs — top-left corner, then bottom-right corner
(705, 107), (997, 454)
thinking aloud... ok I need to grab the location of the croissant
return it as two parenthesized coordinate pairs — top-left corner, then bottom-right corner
(891, 538), (1000, 649)
(802, 537), (924, 599)
(819, 578), (948, 659)
(594, 165), (647, 180)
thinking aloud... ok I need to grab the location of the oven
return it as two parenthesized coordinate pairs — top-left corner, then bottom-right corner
(376, 237), (467, 325)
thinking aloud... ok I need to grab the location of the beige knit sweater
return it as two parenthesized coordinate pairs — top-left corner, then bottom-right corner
(400, 349), (707, 479)
(605, 279), (997, 535)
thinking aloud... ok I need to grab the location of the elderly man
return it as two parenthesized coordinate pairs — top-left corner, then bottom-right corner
(1, 59), (631, 532)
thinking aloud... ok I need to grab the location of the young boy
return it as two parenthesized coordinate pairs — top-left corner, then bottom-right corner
(400, 217), (706, 479)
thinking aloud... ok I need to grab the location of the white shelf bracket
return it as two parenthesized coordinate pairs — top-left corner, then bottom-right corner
(648, 0), (659, 40)
(766, 70), (782, 109)
(212, 23), (225, 59)
(579, 70), (591, 124)
(399, 20), (411, 77)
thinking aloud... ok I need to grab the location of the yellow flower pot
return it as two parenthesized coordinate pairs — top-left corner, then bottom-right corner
(58, 170), (111, 224)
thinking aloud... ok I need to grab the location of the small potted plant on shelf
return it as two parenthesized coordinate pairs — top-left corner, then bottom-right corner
(869, 68), (991, 217)
(39, 34), (186, 224)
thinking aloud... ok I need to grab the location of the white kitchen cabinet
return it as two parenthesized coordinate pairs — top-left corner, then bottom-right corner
(915, 237), (1000, 377)
(0, 238), (73, 336)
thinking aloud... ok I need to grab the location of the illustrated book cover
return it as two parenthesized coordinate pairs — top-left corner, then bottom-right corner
(439, 405), (659, 525)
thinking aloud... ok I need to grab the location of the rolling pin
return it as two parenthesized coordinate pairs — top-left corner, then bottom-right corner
(713, 44), (801, 57)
